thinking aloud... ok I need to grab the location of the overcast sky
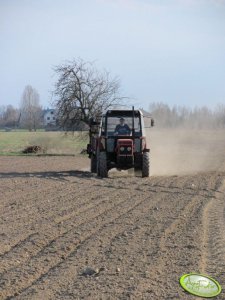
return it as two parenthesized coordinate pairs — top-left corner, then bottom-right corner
(1, 0), (225, 110)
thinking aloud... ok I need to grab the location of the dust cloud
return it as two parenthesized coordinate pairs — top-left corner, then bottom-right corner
(147, 128), (225, 176)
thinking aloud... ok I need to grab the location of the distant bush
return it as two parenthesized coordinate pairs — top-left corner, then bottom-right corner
(22, 145), (44, 154)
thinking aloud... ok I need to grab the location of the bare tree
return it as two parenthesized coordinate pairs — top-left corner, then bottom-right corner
(20, 85), (42, 131)
(4, 105), (19, 128)
(52, 59), (125, 130)
(0, 105), (19, 128)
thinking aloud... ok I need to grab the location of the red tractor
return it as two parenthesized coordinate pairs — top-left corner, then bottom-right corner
(87, 108), (154, 178)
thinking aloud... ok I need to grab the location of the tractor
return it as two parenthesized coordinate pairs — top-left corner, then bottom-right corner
(87, 108), (154, 178)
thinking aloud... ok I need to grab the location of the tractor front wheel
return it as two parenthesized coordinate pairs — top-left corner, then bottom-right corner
(99, 152), (108, 178)
(142, 152), (150, 177)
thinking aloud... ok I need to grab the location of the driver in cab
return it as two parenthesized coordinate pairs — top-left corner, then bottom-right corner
(114, 117), (131, 136)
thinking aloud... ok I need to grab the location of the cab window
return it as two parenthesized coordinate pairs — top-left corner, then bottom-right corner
(106, 116), (141, 136)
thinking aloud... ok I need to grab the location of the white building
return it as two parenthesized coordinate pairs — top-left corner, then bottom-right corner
(43, 109), (56, 126)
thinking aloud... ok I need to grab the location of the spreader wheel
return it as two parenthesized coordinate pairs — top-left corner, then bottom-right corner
(99, 152), (108, 178)
(90, 154), (97, 173)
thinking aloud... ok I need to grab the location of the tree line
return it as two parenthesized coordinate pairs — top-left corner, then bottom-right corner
(149, 102), (225, 129)
(3, 99), (225, 131)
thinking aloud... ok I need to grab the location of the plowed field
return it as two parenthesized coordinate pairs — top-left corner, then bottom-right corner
(1, 129), (225, 299)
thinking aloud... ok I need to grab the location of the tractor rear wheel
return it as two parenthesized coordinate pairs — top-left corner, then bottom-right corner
(90, 154), (97, 173)
(99, 152), (108, 178)
(142, 152), (150, 177)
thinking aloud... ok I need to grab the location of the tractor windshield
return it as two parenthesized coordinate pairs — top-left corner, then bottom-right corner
(106, 116), (141, 136)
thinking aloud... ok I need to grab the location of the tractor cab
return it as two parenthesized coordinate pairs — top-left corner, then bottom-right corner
(101, 110), (142, 137)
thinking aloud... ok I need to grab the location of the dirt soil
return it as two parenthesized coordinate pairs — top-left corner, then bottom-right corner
(1, 129), (225, 299)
